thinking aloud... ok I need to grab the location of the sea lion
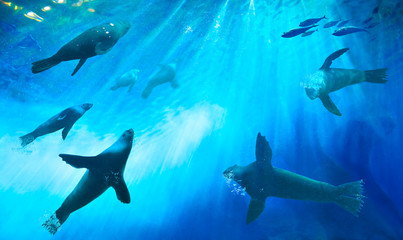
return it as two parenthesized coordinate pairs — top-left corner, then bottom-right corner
(223, 133), (365, 225)
(304, 48), (387, 116)
(19, 103), (93, 147)
(141, 60), (178, 99)
(42, 129), (134, 235)
(110, 68), (139, 92)
(32, 21), (131, 76)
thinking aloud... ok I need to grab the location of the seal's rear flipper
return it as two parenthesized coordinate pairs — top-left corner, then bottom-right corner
(246, 198), (266, 224)
(32, 56), (61, 74)
(320, 95), (342, 116)
(71, 58), (87, 76)
(42, 213), (61, 235)
(365, 68), (387, 83)
(141, 85), (153, 99)
(19, 133), (35, 147)
(59, 154), (97, 169)
(113, 180), (131, 203)
(335, 180), (365, 217)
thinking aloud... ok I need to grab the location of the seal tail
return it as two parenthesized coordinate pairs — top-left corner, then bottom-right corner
(110, 85), (119, 91)
(42, 213), (61, 235)
(141, 85), (154, 99)
(335, 180), (365, 217)
(32, 56), (61, 74)
(19, 133), (35, 147)
(365, 68), (388, 83)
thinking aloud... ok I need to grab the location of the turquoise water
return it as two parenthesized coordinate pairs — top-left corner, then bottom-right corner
(1, 0), (402, 239)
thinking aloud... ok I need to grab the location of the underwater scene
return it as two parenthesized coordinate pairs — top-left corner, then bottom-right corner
(1, 0), (403, 239)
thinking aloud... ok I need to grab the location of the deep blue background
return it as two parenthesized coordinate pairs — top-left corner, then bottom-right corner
(0, 0), (402, 239)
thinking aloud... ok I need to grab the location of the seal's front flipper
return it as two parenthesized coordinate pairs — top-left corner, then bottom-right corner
(320, 48), (349, 70)
(59, 154), (97, 169)
(128, 84), (134, 93)
(71, 58), (87, 76)
(246, 198), (265, 224)
(255, 133), (272, 170)
(320, 94), (342, 116)
(113, 180), (131, 203)
(62, 123), (74, 140)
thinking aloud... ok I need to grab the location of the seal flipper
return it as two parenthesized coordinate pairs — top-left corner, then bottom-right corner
(59, 154), (98, 169)
(320, 48), (349, 70)
(255, 132), (272, 170)
(320, 94), (342, 116)
(62, 123), (74, 140)
(71, 58), (87, 76)
(112, 179), (131, 203)
(32, 56), (61, 74)
(246, 198), (266, 224)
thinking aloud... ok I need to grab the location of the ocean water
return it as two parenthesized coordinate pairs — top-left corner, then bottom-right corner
(1, 0), (402, 239)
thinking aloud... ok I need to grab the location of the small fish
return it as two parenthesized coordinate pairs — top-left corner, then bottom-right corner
(281, 25), (318, 38)
(337, 19), (350, 27)
(301, 29), (318, 37)
(366, 22), (379, 29)
(299, 16), (326, 27)
(362, 16), (373, 24)
(323, 20), (340, 28)
(333, 26), (369, 36)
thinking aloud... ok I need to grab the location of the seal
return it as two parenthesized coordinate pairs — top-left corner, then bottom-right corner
(42, 129), (134, 235)
(304, 48), (387, 116)
(32, 21), (131, 76)
(110, 68), (139, 92)
(19, 103), (93, 147)
(223, 133), (365, 225)
(141, 60), (178, 98)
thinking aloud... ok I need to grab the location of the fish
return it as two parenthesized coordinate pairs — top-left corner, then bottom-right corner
(323, 20), (340, 28)
(333, 27), (369, 36)
(281, 24), (318, 38)
(299, 16), (326, 27)
(337, 19), (350, 27)
(301, 29), (318, 37)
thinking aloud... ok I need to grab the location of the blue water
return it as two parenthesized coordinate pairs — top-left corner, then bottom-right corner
(1, 0), (402, 239)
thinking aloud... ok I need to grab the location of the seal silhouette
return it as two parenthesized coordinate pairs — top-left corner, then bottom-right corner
(223, 133), (364, 224)
(141, 60), (178, 98)
(42, 129), (134, 235)
(19, 103), (93, 147)
(32, 21), (130, 76)
(304, 48), (387, 116)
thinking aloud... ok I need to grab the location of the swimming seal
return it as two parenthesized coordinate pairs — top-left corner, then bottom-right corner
(141, 60), (178, 98)
(42, 129), (134, 234)
(223, 132), (365, 224)
(305, 48), (387, 116)
(32, 21), (130, 76)
(19, 103), (93, 147)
